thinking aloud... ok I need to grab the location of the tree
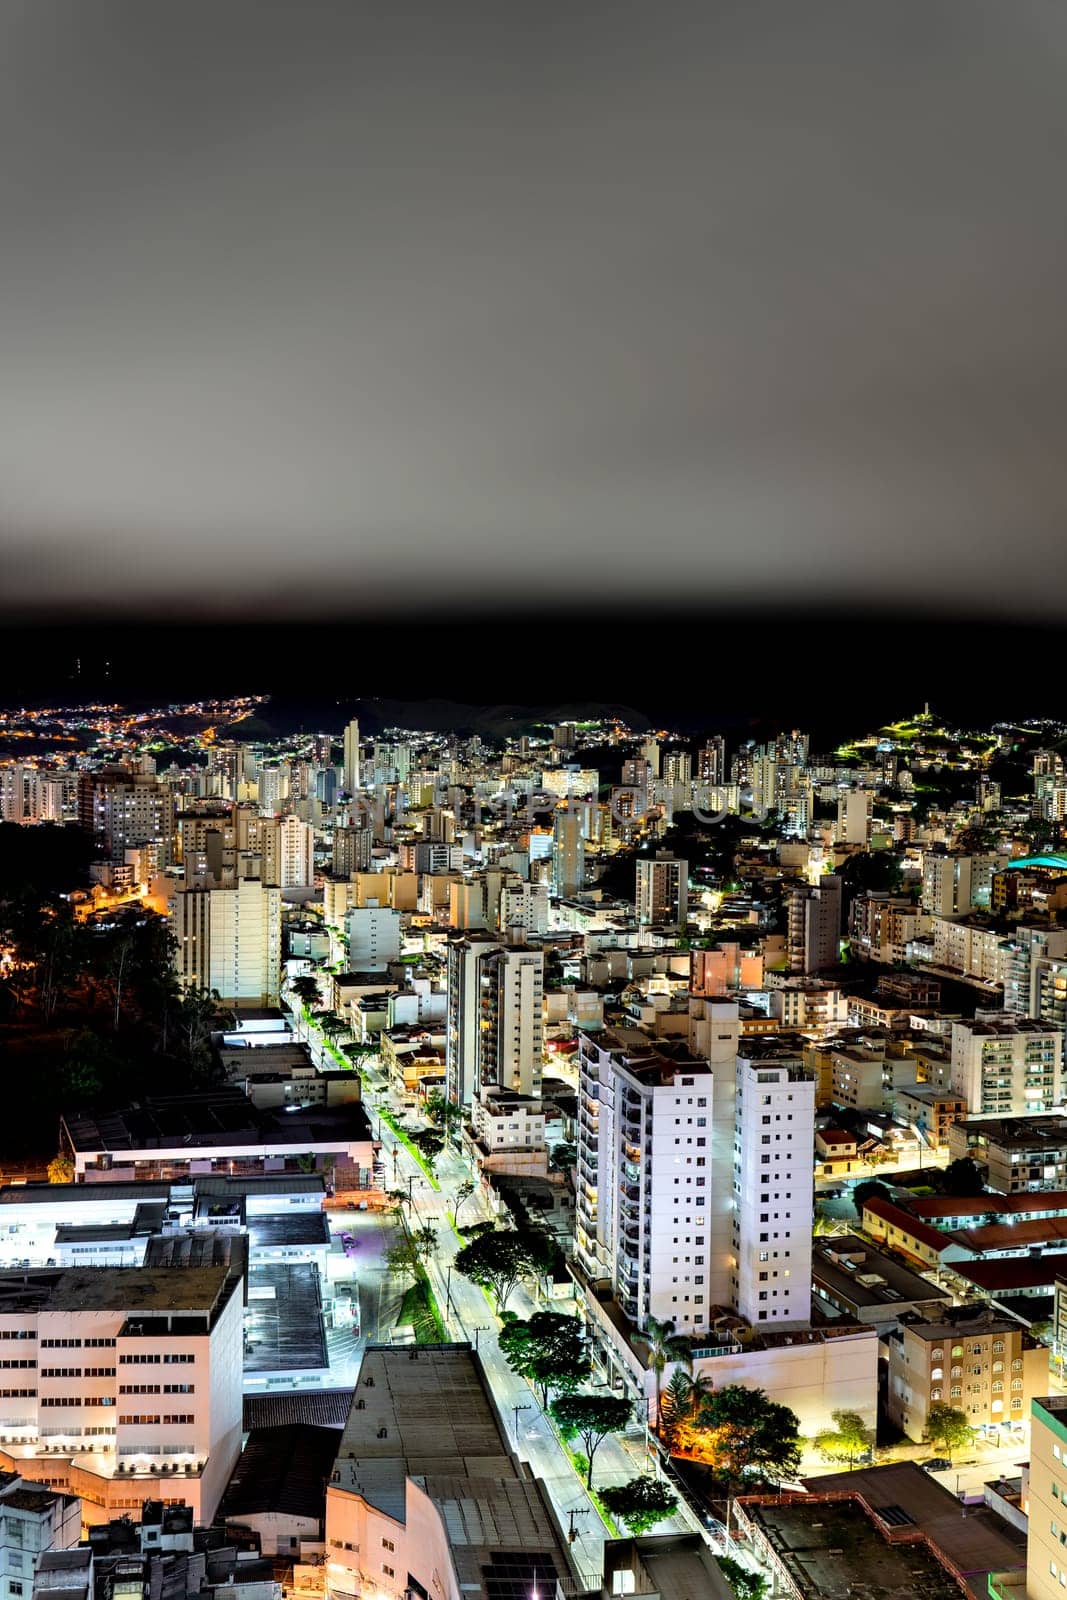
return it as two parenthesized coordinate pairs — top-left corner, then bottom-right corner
(697, 1385), (801, 1484)
(549, 1142), (578, 1174)
(658, 1368), (714, 1450)
(454, 1228), (554, 1312)
(498, 1311), (591, 1406)
(424, 1089), (463, 1134)
(410, 1224), (438, 1260)
(852, 1179), (893, 1215)
(598, 1476), (678, 1534)
(47, 1153), (74, 1185)
(639, 1315), (692, 1426)
(939, 1158), (985, 1197)
(384, 1237), (422, 1277)
(717, 1557), (768, 1600)
(812, 1409), (874, 1470)
(924, 1402), (974, 1461)
(451, 1179), (476, 1228)
(289, 975), (320, 1008)
(412, 1129), (445, 1168)
(319, 1012), (349, 1042)
(550, 1392), (631, 1488)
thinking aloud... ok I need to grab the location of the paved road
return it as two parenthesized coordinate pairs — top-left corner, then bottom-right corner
(293, 998), (707, 1580)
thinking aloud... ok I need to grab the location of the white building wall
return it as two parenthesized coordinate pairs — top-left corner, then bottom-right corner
(733, 1055), (815, 1328)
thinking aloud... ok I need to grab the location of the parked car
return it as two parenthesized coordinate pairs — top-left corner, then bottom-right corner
(921, 1458), (952, 1473)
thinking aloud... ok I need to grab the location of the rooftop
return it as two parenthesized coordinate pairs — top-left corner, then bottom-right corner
(219, 1424), (338, 1524)
(748, 1495), (964, 1600)
(0, 1264), (233, 1315)
(811, 1234), (951, 1313)
(61, 1087), (372, 1154)
(789, 1462), (1027, 1600)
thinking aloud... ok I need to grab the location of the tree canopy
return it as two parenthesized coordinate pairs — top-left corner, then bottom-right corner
(696, 1384), (802, 1484)
(812, 1410), (874, 1469)
(924, 1402), (974, 1460)
(453, 1228), (554, 1312)
(598, 1476), (678, 1534)
(498, 1311), (590, 1406)
(549, 1392), (631, 1488)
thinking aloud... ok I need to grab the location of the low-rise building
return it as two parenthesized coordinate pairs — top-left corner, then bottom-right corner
(885, 1304), (1045, 1442)
(949, 1113), (1067, 1193)
(811, 1234), (951, 1323)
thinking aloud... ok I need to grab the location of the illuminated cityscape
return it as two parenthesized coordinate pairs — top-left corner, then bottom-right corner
(1, 698), (1067, 1598)
(4, 3), (1067, 1599)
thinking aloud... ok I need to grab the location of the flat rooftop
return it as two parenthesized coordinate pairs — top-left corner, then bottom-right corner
(749, 1497), (963, 1600)
(332, 1345), (573, 1593)
(244, 1264), (327, 1374)
(793, 1462), (1027, 1600)
(61, 1087), (372, 1154)
(0, 1264), (232, 1315)
(812, 1235), (951, 1312)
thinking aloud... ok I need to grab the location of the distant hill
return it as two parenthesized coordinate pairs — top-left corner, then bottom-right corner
(222, 697), (653, 740)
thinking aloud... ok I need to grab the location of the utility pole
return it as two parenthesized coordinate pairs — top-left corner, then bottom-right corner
(513, 1402), (531, 1440)
(472, 1325), (490, 1352)
(567, 1507), (589, 1546)
(445, 1262), (454, 1311)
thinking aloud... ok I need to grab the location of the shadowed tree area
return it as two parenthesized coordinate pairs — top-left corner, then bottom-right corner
(0, 825), (229, 1161)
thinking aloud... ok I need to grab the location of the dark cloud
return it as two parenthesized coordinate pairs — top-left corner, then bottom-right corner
(1, 1), (1066, 618)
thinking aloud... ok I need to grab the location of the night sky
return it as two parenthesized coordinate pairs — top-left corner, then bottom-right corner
(1, 2), (1067, 633)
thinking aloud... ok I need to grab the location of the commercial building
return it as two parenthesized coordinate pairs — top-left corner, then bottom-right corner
(324, 1345), (576, 1600)
(950, 1016), (1064, 1116)
(885, 1304), (1045, 1441)
(0, 1266), (243, 1525)
(811, 1233), (951, 1323)
(59, 1088), (375, 1190)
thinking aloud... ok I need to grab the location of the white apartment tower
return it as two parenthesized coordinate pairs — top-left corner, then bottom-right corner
(636, 854), (688, 928)
(345, 905), (402, 971)
(172, 880), (282, 1004)
(342, 719), (361, 795)
(732, 1045), (816, 1327)
(950, 1016), (1064, 1115)
(498, 881), (549, 939)
(575, 1018), (739, 1334)
(446, 939), (544, 1109)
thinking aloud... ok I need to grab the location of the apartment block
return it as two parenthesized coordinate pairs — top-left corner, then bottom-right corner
(950, 1017), (1064, 1116)
(886, 1306), (1045, 1442)
(172, 880), (281, 1005)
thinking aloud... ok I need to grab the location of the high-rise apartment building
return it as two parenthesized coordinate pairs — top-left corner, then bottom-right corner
(574, 1018), (739, 1334)
(446, 939), (544, 1109)
(950, 1016), (1064, 1115)
(342, 719), (360, 795)
(172, 880), (281, 1004)
(921, 852), (998, 916)
(79, 770), (175, 865)
(697, 737), (726, 788)
(1028, 1395), (1067, 1600)
(731, 1046), (816, 1327)
(345, 906), (401, 971)
(551, 811), (584, 898)
(331, 827), (373, 877)
(636, 853), (688, 928)
(835, 787), (872, 846)
(787, 876), (843, 973)
(256, 762), (289, 817)
(498, 881), (549, 939)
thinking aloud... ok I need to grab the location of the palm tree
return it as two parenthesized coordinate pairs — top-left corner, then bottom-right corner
(639, 1315), (693, 1428)
(659, 1368), (714, 1451)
